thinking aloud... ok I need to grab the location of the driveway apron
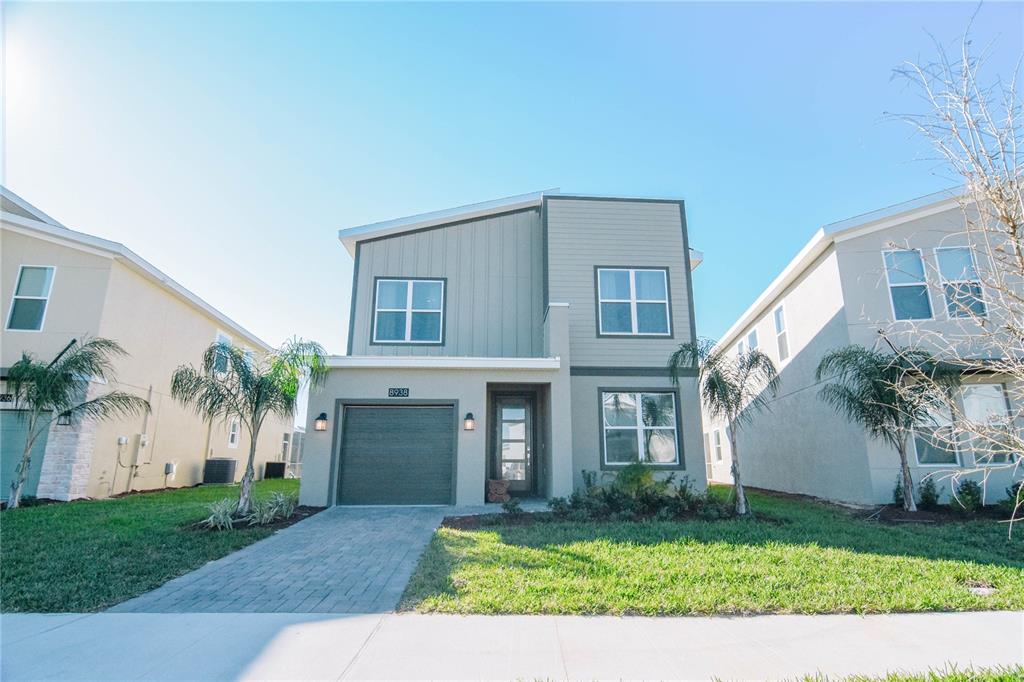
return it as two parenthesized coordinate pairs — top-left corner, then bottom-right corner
(109, 506), (447, 614)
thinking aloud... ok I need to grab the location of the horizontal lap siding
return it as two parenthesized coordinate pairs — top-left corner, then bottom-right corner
(546, 199), (694, 367)
(350, 209), (543, 357)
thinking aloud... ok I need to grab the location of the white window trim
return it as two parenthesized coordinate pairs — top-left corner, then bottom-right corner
(911, 407), (960, 468)
(601, 390), (680, 466)
(713, 429), (723, 462)
(773, 304), (789, 363)
(960, 381), (1018, 467)
(746, 329), (759, 351)
(5, 265), (56, 332)
(372, 278), (445, 344)
(596, 268), (671, 337)
(227, 418), (240, 449)
(934, 246), (987, 320)
(882, 249), (934, 321)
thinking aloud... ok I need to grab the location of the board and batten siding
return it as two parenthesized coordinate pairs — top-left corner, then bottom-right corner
(545, 198), (695, 368)
(349, 208), (545, 357)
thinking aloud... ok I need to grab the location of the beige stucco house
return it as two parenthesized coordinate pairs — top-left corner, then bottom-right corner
(1, 188), (295, 501)
(302, 191), (706, 507)
(703, 190), (1022, 505)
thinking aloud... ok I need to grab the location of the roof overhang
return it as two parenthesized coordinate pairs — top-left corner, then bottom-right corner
(714, 188), (965, 352)
(337, 189), (704, 270)
(338, 190), (555, 256)
(1, 212), (273, 352)
(326, 355), (561, 370)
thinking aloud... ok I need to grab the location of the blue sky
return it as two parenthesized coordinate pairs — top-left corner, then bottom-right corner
(4, 2), (1022, 354)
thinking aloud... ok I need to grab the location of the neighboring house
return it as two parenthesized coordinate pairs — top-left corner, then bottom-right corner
(0, 187), (294, 501)
(302, 191), (706, 506)
(702, 190), (1022, 505)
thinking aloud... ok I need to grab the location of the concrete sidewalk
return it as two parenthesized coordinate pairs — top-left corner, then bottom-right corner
(2, 611), (1021, 680)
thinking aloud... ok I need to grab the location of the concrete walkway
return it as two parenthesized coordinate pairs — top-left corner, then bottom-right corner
(110, 506), (450, 614)
(2, 611), (1020, 680)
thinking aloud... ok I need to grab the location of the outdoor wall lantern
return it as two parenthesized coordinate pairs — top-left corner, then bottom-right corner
(314, 412), (329, 432)
(463, 412), (476, 431)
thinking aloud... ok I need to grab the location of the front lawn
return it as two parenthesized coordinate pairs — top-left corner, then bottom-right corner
(401, 488), (1024, 615)
(1, 479), (301, 612)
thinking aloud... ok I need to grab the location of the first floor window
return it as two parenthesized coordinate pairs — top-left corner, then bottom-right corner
(602, 391), (679, 465)
(884, 250), (933, 320)
(7, 265), (55, 331)
(936, 247), (986, 318)
(713, 429), (723, 461)
(228, 418), (240, 449)
(961, 382), (1017, 465)
(596, 268), (671, 336)
(913, 402), (958, 465)
(373, 278), (444, 343)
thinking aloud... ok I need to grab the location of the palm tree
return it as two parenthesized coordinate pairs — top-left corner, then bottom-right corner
(669, 338), (780, 515)
(815, 345), (960, 513)
(171, 337), (327, 515)
(5, 338), (151, 509)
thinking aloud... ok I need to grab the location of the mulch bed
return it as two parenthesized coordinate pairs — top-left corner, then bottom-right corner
(190, 505), (324, 532)
(866, 504), (1010, 524)
(442, 512), (551, 530)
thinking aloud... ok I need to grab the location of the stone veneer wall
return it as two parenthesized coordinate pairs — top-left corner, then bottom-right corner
(36, 385), (99, 501)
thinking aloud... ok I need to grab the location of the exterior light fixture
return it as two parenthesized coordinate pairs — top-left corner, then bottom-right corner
(463, 412), (476, 431)
(314, 412), (329, 432)
(57, 411), (72, 426)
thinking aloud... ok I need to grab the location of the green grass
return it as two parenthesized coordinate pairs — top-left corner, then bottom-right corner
(401, 488), (1024, 615)
(1, 479), (300, 612)
(793, 665), (1024, 681)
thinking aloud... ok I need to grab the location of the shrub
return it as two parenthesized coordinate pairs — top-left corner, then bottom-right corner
(954, 480), (984, 514)
(892, 475), (905, 506)
(501, 498), (523, 516)
(581, 469), (599, 491)
(547, 496), (571, 518)
(202, 498), (236, 530)
(245, 492), (297, 526)
(918, 477), (940, 511)
(1001, 481), (1023, 516)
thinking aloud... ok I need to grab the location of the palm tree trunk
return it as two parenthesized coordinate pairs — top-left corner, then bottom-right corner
(896, 437), (917, 513)
(236, 425), (260, 515)
(8, 412), (40, 509)
(729, 425), (749, 516)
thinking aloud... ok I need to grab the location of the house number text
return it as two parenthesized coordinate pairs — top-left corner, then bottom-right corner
(388, 387), (410, 397)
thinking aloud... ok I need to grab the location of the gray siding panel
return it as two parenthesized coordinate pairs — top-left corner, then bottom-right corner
(349, 208), (544, 357)
(546, 198), (695, 367)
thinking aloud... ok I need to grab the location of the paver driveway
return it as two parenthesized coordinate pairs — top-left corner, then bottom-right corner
(110, 506), (448, 614)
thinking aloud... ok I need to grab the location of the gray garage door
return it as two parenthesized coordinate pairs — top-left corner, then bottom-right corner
(1, 410), (50, 501)
(338, 405), (454, 505)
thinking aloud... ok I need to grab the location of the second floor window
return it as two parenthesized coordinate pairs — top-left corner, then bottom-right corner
(773, 305), (789, 361)
(884, 250), (933, 320)
(373, 278), (444, 344)
(7, 265), (55, 331)
(936, 247), (986, 318)
(596, 268), (670, 336)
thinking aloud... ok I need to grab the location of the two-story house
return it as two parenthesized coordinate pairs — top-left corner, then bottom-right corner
(301, 191), (706, 506)
(703, 190), (1022, 505)
(1, 187), (296, 501)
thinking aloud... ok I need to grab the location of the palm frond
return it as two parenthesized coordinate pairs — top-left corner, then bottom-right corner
(63, 391), (151, 425)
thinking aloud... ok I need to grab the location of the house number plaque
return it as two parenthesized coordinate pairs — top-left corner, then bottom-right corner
(388, 388), (410, 397)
